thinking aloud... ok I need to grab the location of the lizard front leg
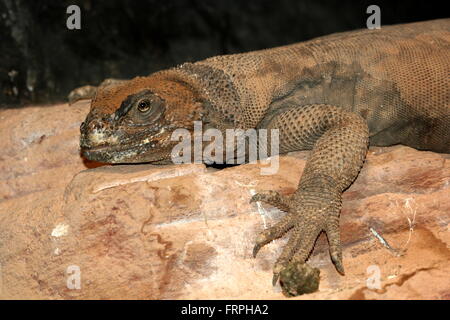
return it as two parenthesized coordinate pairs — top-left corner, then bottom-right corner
(68, 78), (127, 104)
(252, 104), (369, 293)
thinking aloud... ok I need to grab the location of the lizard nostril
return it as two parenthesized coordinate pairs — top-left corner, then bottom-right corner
(88, 120), (103, 130)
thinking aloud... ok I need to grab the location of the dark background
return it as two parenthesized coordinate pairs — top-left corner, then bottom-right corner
(0, 0), (448, 107)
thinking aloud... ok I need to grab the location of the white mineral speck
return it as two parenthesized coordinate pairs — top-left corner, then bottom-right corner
(51, 224), (69, 237)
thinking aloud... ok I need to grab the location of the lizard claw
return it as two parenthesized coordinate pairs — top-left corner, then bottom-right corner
(272, 273), (280, 286)
(331, 252), (345, 275)
(253, 242), (263, 258)
(272, 260), (285, 286)
(327, 215), (345, 275)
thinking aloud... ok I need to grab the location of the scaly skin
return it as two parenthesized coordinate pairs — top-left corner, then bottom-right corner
(73, 19), (450, 292)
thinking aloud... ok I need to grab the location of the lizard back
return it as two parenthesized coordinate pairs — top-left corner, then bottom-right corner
(195, 19), (450, 153)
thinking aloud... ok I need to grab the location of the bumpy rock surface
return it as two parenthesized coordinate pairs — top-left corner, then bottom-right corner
(0, 102), (449, 299)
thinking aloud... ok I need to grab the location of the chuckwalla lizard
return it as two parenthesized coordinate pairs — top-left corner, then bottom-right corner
(71, 19), (450, 293)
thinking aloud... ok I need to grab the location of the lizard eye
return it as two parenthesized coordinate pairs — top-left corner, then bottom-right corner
(137, 99), (151, 112)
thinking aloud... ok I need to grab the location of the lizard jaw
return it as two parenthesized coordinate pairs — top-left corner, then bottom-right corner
(82, 134), (169, 163)
(81, 129), (173, 163)
(80, 120), (174, 163)
(81, 140), (153, 163)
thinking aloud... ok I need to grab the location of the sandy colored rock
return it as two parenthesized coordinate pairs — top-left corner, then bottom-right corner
(0, 102), (449, 299)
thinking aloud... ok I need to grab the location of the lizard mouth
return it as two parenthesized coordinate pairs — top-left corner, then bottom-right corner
(81, 138), (156, 153)
(81, 138), (160, 163)
(80, 124), (173, 163)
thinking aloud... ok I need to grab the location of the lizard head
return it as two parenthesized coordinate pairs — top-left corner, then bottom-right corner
(80, 72), (205, 163)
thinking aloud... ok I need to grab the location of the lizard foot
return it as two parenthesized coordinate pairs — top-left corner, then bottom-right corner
(68, 85), (97, 105)
(251, 187), (344, 293)
(68, 78), (127, 105)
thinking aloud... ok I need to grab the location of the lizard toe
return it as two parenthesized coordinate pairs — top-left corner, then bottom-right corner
(252, 213), (295, 258)
(326, 215), (345, 275)
(250, 190), (292, 212)
(272, 220), (321, 284)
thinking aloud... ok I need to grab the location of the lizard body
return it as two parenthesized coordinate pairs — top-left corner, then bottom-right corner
(75, 19), (450, 292)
